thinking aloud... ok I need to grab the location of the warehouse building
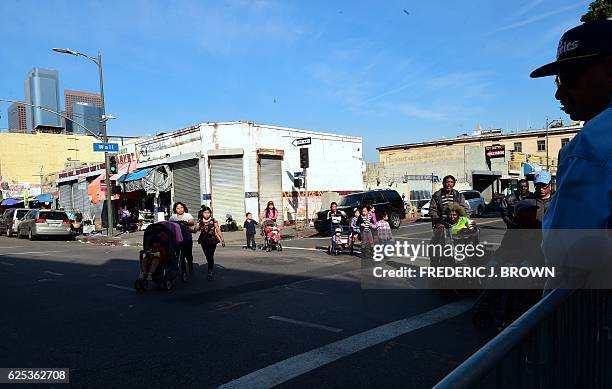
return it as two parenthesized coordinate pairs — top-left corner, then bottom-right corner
(370, 124), (581, 203)
(55, 121), (364, 226)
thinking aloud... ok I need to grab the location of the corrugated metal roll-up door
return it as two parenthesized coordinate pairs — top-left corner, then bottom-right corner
(210, 157), (244, 222)
(72, 181), (89, 214)
(172, 159), (201, 215)
(59, 184), (73, 210)
(258, 156), (283, 223)
(72, 183), (82, 212)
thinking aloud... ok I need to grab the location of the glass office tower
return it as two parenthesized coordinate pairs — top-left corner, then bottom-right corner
(24, 68), (61, 131)
(70, 101), (101, 135)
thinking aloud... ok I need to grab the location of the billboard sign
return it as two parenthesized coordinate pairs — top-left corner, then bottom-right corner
(485, 144), (505, 158)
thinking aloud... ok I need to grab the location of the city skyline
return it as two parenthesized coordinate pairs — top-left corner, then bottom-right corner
(4, 68), (103, 134)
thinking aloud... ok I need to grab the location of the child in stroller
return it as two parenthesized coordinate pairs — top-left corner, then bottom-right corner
(328, 226), (352, 255)
(139, 241), (167, 281)
(134, 221), (185, 291)
(430, 203), (478, 264)
(261, 219), (283, 252)
(429, 204), (481, 292)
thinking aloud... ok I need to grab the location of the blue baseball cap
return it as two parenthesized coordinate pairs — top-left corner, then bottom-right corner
(534, 170), (552, 185)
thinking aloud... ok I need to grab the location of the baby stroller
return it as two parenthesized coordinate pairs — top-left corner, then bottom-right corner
(134, 221), (186, 291)
(260, 219), (283, 252)
(429, 226), (482, 292)
(327, 226), (352, 255)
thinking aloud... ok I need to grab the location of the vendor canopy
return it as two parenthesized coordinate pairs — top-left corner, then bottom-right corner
(120, 165), (171, 194)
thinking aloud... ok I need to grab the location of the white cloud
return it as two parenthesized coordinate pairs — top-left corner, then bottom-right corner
(495, 1), (588, 32)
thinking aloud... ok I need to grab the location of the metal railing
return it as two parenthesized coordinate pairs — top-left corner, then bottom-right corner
(434, 289), (612, 389)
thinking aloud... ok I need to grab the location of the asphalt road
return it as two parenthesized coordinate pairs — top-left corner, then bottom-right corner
(1, 217), (506, 388)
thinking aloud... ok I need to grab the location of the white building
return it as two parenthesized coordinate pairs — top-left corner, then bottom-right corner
(124, 121), (362, 224)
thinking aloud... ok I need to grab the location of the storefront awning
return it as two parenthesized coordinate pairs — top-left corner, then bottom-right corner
(471, 170), (503, 177)
(1, 198), (19, 206)
(119, 168), (153, 183)
(523, 162), (541, 175)
(35, 193), (54, 203)
(121, 165), (171, 194)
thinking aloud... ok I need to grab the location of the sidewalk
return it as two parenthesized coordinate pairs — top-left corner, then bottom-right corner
(76, 225), (319, 247)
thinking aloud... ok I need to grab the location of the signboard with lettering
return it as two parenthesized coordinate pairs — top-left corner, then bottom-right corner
(508, 161), (522, 174)
(93, 143), (119, 152)
(511, 152), (527, 162)
(485, 144), (505, 158)
(292, 137), (312, 147)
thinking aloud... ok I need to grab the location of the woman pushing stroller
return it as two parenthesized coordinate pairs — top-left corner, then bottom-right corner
(169, 202), (195, 274)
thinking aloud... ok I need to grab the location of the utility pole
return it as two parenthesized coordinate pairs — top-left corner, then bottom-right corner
(52, 47), (115, 237)
(98, 50), (115, 237)
(303, 166), (308, 229)
(545, 116), (550, 170)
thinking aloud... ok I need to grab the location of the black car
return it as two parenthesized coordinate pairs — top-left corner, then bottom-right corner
(314, 189), (406, 235)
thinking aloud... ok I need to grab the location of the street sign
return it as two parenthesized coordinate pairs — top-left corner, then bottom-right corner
(292, 137), (311, 147)
(93, 143), (119, 152)
(294, 171), (303, 177)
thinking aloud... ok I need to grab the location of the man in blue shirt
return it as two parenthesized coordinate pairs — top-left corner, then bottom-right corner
(530, 20), (612, 288)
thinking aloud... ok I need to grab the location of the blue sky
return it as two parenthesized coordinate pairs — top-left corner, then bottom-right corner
(0, 0), (590, 161)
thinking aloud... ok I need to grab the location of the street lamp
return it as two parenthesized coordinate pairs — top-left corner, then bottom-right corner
(53, 47), (115, 237)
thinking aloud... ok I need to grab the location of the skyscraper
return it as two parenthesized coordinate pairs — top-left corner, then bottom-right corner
(24, 68), (61, 132)
(7, 102), (28, 133)
(70, 102), (102, 135)
(64, 90), (102, 134)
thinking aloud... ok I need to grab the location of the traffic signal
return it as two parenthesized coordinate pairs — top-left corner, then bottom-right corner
(109, 155), (118, 175)
(299, 147), (309, 169)
(294, 178), (303, 188)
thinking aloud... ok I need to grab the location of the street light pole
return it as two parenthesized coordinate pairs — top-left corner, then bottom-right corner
(52, 47), (115, 237)
(97, 51), (115, 237)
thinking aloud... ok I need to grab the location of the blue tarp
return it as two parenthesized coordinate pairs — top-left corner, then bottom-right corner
(35, 193), (53, 203)
(1, 198), (19, 206)
(119, 168), (153, 183)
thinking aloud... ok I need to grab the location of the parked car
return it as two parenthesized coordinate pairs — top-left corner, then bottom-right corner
(314, 189), (406, 235)
(419, 200), (432, 220)
(0, 208), (30, 237)
(17, 209), (72, 240)
(460, 190), (486, 217)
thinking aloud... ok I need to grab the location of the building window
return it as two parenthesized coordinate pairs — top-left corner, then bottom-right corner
(561, 138), (570, 148)
(537, 140), (546, 151)
(513, 142), (522, 152)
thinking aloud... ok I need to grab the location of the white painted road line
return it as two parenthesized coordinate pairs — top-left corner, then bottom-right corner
(0, 246), (25, 249)
(269, 316), (343, 333)
(105, 283), (134, 292)
(0, 261), (15, 266)
(0, 250), (70, 257)
(219, 300), (471, 389)
(44, 271), (64, 276)
(279, 246), (323, 252)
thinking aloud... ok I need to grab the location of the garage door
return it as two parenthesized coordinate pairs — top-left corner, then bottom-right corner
(258, 156), (283, 223)
(172, 159), (201, 215)
(210, 157), (244, 222)
(58, 184), (73, 210)
(73, 181), (90, 215)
